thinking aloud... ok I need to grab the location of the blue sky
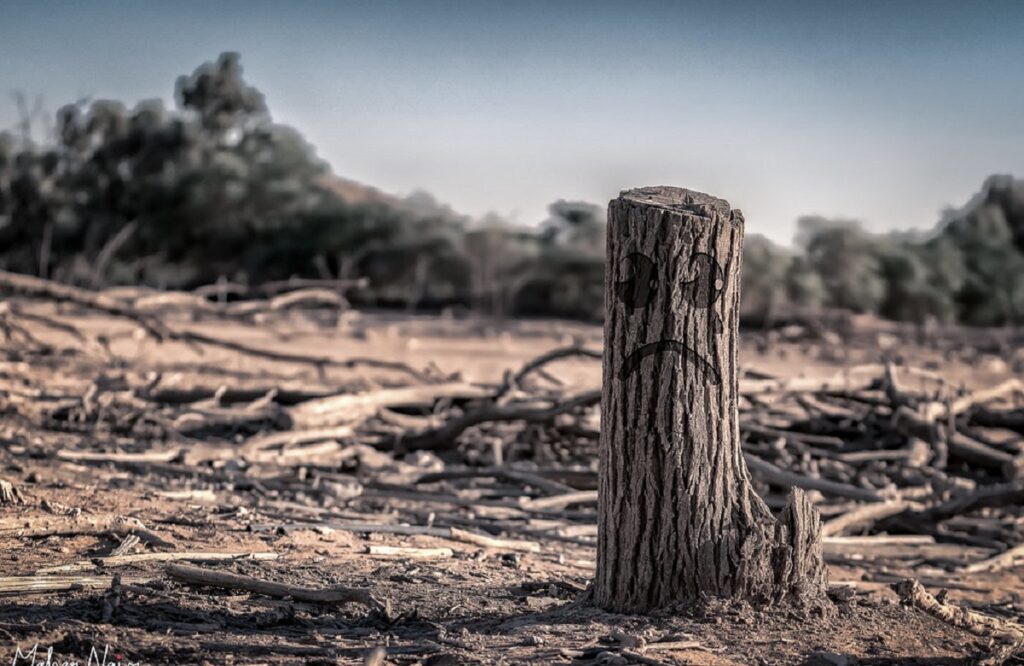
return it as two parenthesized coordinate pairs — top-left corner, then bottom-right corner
(2, 0), (1022, 243)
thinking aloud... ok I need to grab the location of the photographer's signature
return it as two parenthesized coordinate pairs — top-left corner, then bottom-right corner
(9, 643), (142, 666)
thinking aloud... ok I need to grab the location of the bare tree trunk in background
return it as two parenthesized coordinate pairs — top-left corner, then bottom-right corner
(90, 220), (138, 288)
(38, 221), (53, 279)
(313, 254), (333, 280)
(594, 186), (828, 612)
(407, 254), (430, 313)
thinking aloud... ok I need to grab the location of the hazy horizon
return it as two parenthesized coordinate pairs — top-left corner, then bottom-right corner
(2, 0), (1022, 244)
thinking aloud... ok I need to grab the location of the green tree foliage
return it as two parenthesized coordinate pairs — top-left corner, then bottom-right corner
(876, 242), (962, 324)
(0, 53), (334, 286)
(797, 216), (887, 314)
(513, 201), (606, 320)
(0, 53), (1021, 326)
(938, 179), (1024, 325)
(740, 234), (793, 325)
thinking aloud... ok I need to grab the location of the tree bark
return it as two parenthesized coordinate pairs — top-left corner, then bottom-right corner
(594, 186), (827, 612)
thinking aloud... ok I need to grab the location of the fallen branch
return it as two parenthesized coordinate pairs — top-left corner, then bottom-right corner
(960, 541), (1024, 574)
(416, 466), (575, 495)
(289, 383), (492, 429)
(209, 277), (369, 299)
(821, 500), (915, 537)
(141, 383), (339, 406)
(165, 563), (386, 613)
(36, 551), (279, 575)
(365, 546), (453, 559)
(0, 268), (167, 338)
(168, 327), (434, 382)
(399, 389), (601, 452)
(739, 369), (879, 396)
(316, 521), (541, 553)
(448, 526), (541, 553)
(919, 379), (1023, 421)
(743, 452), (885, 502)
(1, 514), (176, 550)
(231, 287), (346, 314)
(0, 270), (431, 381)
(912, 479), (1024, 523)
(519, 490), (597, 511)
(1, 302), (89, 344)
(56, 448), (182, 464)
(495, 345), (601, 399)
(0, 573), (155, 596)
(894, 407), (1023, 478)
(893, 578), (1024, 663)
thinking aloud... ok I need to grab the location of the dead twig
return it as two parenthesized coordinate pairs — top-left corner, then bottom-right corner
(821, 500), (916, 537)
(289, 383), (492, 429)
(165, 563), (387, 614)
(960, 541), (1024, 574)
(519, 491), (597, 511)
(495, 345), (601, 399)
(365, 546), (453, 559)
(36, 551), (279, 574)
(1, 514), (176, 550)
(0, 268), (168, 339)
(56, 448), (182, 464)
(399, 389), (601, 452)
(743, 452), (885, 502)
(893, 578), (1024, 664)
(416, 466), (576, 495)
(0, 573), (156, 597)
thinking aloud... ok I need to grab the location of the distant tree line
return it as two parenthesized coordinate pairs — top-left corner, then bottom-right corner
(1, 54), (1021, 326)
(741, 177), (1024, 327)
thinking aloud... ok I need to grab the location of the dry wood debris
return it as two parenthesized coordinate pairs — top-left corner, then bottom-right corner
(1, 273), (1024, 662)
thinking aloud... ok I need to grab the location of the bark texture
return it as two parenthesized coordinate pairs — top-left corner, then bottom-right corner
(594, 186), (827, 612)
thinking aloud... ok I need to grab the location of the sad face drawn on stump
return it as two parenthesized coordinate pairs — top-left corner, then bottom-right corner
(614, 250), (724, 385)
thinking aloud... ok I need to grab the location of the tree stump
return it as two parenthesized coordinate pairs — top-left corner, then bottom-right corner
(594, 186), (828, 612)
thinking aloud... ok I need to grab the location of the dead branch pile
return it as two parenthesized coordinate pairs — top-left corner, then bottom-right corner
(2, 273), (1024, 626)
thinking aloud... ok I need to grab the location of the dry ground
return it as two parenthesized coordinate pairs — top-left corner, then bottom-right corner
(1, 306), (1023, 665)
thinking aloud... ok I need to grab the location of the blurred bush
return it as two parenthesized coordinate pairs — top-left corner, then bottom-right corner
(0, 53), (1021, 326)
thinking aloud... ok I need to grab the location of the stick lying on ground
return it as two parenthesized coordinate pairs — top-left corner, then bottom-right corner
(1, 514), (176, 550)
(36, 551), (279, 574)
(0, 269), (433, 382)
(287, 383), (492, 429)
(960, 541), (1024, 574)
(296, 521), (542, 553)
(893, 578), (1024, 664)
(193, 277), (369, 299)
(743, 452), (885, 502)
(399, 389), (601, 451)
(0, 574), (156, 597)
(165, 563), (387, 614)
(365, 546), (453, 560)
(494, 345), (602, 399)
(821, 500), (916, 537)
(169, 328), (435, 382)
(416, 466), (575, 495)
(56, 448), (182, 464)
(0, 268), (167, 338)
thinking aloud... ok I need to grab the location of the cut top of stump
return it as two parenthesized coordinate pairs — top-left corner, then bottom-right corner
(617, 186), (742, 224)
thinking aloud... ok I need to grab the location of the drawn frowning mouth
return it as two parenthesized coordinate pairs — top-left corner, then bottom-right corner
(618, 339), (721, 385)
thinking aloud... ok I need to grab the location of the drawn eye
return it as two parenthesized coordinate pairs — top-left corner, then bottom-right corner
(615, 252), (657, 310)
(680, 252), (724, 309)
(681, 252), (725, 334)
